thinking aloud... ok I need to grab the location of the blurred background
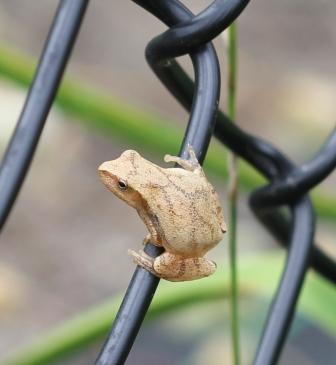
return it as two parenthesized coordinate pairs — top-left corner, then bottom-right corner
(0, 0), (335, 364)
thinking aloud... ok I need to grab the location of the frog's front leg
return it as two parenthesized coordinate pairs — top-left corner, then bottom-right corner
(164, 146), (200, 172)
(153, 252), (217, 282)
(137, 209), (162, 247)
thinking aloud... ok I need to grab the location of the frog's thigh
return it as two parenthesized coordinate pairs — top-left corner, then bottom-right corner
(153, 252), (216, 282)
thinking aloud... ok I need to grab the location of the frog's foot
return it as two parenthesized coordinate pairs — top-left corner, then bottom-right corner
(128, 249), (157, 275)
(164, 145), (200, 172)
(153, 252), (217, 282)
(186, 145), (199, 165)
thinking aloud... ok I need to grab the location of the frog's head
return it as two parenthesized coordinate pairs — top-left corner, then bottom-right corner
(98, 150), (148, 209)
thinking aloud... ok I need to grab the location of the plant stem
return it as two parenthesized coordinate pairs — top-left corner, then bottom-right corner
(227, 22), (240, 365)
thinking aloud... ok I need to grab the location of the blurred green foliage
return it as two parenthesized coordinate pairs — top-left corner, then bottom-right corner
(2, 253), (335, 365)
(0, 45), (335, 220)
(0, 45), (335, 365)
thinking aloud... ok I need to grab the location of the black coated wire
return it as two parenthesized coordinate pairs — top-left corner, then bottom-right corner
(252, 197), (315, 364)
(157, 58), (336, 283)
(94, 243), (162, 365)
(141, 0), (336, 284)
(251, 128), (336, 207)
(134, 2), (313, 365)
(0, 1), (335, 365)
(0, 0), (89, 232)
(95, 2), (229, 364)
(104, 0), (333, 364)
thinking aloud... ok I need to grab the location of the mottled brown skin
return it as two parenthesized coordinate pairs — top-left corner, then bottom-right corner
(98, 147), (226, 282)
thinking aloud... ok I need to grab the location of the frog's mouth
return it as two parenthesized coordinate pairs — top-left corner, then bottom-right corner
(98, 164), (123, 195)
(98, 163), (115, 188)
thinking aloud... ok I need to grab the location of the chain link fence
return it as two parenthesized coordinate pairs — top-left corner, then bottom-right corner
(0, 1), (335, 364)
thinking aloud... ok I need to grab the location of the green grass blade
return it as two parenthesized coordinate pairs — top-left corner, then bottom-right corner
(226, 22), (241, 365)
(2, 253), (335, 365)
(0, 45), (335, 220)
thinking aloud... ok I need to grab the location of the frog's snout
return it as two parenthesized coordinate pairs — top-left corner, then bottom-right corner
(98, 161), (114, 183)
(98, 161), (110, 173)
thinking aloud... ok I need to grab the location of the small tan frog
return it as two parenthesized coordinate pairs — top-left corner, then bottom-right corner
(98, 147), (226, 282)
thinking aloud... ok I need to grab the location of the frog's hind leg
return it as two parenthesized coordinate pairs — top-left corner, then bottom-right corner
(164, 146), (200, 172)
(153, 252), (217, 282)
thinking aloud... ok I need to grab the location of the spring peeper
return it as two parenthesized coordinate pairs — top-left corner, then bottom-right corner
(98, 147), (226, 282)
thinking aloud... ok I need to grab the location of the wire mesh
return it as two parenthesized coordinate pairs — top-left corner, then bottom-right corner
(0, 1), (335, 365)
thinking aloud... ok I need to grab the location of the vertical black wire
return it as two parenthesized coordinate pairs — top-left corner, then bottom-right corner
(0, 0), (89, 232)
(94, 244), (162, 365)
(251, 197), (315, 364)
(94, 17), (222, 365)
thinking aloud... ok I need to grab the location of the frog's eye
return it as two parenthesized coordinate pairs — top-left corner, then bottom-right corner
(117, 179), (128, 191)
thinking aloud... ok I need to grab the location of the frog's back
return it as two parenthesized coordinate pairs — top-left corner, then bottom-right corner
(148, 168), (225, 257)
